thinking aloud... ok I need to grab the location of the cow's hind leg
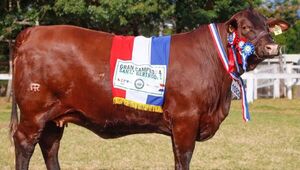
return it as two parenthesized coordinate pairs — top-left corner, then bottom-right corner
(13, 95), (64, 169)
(39, 121), (64, 170)
(13, 114), (46, 170)
(171, 115), (199, 170)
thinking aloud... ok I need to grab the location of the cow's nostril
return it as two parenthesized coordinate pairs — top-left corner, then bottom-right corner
(264, 44), (279, 55)
(265, 46), (272, 50)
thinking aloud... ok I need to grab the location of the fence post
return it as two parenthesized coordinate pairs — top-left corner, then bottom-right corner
(246, 73), (254, 103)
(286, 64), (293, 99)
(253, 69), (257, 100)
(273, 78), (280, 98)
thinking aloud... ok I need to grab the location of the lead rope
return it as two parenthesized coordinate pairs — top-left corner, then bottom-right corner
(208, 23), (250, 122)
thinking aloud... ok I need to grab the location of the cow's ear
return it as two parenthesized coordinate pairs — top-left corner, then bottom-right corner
(225, 18), (238, 33)
(268, 18), (290, 32)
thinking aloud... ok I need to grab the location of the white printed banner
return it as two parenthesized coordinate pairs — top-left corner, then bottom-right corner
(113, 59), (166, 97)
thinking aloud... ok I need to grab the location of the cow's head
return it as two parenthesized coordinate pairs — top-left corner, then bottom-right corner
(226, 8), (290, 71)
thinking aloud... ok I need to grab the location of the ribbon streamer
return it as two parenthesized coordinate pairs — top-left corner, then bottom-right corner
(208, 23), (251, 122)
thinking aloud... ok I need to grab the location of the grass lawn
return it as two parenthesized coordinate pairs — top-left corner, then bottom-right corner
(0, 98), (300, 169)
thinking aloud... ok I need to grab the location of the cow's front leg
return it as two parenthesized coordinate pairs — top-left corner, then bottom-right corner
(171, 114), (199, 170)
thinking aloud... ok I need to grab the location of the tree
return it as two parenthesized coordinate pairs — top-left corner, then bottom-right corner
(0, 0), (299, 65)
(0, 0), (174, 38)
(174, 0), (262, 33)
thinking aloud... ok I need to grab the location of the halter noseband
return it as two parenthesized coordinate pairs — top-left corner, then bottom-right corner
(250, 31), (270, 45)
(250, 30), (271, 61)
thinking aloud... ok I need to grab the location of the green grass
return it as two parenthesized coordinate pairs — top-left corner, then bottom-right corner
(0, 98), (300, 169)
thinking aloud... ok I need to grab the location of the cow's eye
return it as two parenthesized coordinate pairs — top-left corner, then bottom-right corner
(241, 25), (251, 35)
(242, 25), (251, 31)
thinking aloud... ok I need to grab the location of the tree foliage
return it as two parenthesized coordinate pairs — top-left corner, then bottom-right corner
(174, 0), (262, 32)
(0, 0), (175, 37)
(0, 0), (261, 39)
(0, 0), (299, 54)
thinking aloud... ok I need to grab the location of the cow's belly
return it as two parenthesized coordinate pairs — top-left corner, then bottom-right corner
(103, 106), (172, 138)
(53, 104), (172, 139)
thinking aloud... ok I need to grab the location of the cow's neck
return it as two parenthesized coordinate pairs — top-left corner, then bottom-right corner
(203, 23), (234, 133)
(195, 23), (250, 123)
(196, 24), (233, 122)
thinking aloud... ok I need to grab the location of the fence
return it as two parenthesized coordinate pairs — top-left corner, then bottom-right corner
(242, 54), (300, 103)
(0, 74), (11, 80)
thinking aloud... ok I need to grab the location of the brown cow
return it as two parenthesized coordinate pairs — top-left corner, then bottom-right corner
(10, 8), (289, 170)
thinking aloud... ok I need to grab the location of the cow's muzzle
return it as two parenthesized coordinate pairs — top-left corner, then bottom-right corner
(263, 43), (280, 57)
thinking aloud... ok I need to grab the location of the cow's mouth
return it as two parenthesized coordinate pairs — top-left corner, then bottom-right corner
(257, 43), (281, 58)
(245, 43), (281, 71)
(245, 54), (264, 71)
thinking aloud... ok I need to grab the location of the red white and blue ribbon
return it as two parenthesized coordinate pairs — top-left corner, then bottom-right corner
(208, 23), (250, 122)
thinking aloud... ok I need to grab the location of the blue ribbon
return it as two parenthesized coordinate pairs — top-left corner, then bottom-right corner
(241, 42), (255, 71)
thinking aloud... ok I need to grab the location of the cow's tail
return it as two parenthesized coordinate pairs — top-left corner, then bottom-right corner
(9, 41), (19, 143)
(9, 28), (32, 142)
(9, 87), (18, 142)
